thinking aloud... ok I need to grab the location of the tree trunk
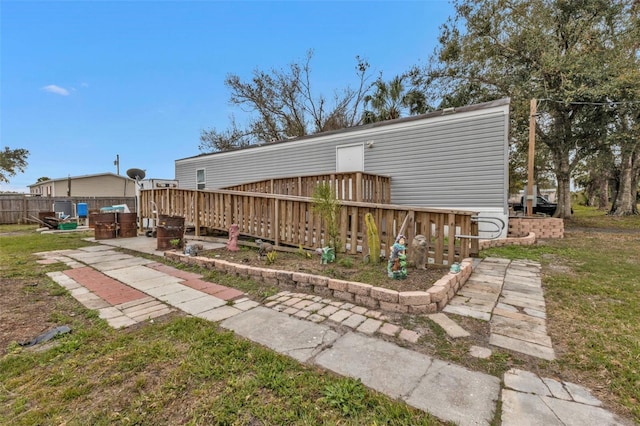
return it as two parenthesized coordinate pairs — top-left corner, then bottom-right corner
(609, 153), (635, 216)
(584, 179), (596, 207)
(597, 177), (609, 210)
(556, 175), (573, 218)
(554, 152), (573, 218)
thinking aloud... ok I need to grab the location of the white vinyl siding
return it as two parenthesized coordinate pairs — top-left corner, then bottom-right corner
(176, 99), (509, 212)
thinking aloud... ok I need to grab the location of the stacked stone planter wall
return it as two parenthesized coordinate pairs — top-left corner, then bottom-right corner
(479, 232), (536, 250)
(508, 217), (564, 239)
(164, 251), (474, 314)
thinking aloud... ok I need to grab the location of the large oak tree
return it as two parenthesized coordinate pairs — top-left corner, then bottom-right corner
(416, 0), (639, 217)
(200, 51), (372, 152)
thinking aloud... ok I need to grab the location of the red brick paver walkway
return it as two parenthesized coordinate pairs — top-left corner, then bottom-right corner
(146, 262), (203, 280)
(64, 267), (148, 305)
(146, 263), (244, 301)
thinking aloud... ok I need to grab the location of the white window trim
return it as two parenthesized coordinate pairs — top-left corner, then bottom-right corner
(196, 168), (205, 190)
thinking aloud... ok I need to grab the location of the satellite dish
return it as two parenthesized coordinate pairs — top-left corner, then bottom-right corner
(126, 168), (146, 181)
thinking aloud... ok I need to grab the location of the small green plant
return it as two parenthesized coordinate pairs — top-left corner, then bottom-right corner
(322, 378), (366, 417)
(170, 238), (181, 249)
(297, 244), (312, 259)
(337, 257), (353, 268)
(312, 182), (342, 256)
(265, 250), (277, 265)
(364, 213), (381, 264)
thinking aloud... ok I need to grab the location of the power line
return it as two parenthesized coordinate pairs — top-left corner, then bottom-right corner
(538, 98), (640, 106)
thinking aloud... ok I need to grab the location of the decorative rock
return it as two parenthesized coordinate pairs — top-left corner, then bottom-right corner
(378, 322), (400, 336)
(398, 329), (420, 343)
(469, 345), (492, 359)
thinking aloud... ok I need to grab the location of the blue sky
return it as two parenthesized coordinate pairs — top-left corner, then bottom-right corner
(1, 0), (455, 192)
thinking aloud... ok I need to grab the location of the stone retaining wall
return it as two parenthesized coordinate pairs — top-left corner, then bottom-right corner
(164, 251), (474, 314)
(479, 232), (536, 250)
(508, 217), (564, 239)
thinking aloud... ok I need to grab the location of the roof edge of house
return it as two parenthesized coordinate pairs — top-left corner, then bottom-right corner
(177, 97), (511, 163)
(28, 172), (133, 187)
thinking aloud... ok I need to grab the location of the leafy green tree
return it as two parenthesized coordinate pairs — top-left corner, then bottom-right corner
(414, 0), (639, 217)
(0, 147), (29, 183)
(362, 76), (429, 123)
(36, 176), (50, 183)
(200, 51), (373, 152)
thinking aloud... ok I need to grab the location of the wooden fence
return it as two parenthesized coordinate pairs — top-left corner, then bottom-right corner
(0, 196), (136, 224)
(223, 172), (391, 204)
(140, 188), (479, 265)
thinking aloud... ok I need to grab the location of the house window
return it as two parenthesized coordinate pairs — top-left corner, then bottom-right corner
(196, 169), (205, 190)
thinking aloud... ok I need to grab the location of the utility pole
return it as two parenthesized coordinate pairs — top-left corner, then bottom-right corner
(114, 154), (120, 175)
(526, 99), (537, 216)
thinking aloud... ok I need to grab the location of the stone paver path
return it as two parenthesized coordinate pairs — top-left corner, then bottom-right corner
(445, 257), (556, 360)
(35, 241), (630, 425)
(40, 246), (246, 329)
(502, 368), (628, 425)
(490, 259), (555, 360)
(443, 257), (509, 320)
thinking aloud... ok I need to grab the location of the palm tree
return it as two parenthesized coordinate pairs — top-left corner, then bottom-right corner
(362, 76), (429, 123)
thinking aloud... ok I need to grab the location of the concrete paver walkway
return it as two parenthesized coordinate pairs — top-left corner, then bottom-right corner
(36, 239), (630, 426)
(445, 257), (556, 360)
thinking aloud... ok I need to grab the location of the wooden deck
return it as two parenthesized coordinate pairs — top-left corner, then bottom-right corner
(140, 185), (479, 265)
(223, 172), (391, 204)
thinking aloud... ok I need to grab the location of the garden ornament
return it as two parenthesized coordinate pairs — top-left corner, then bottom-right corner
(184, 243), (203, 257)
(411, 234), (429, 270)
(256, 239), (273, 259)
(387, 234), (408, 279)
(226, 224), (240, 251)
(318, 247), (335, 264)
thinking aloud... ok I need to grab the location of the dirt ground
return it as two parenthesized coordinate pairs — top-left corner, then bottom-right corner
(0, 277), (87, 356)
(204, 246), (451, 293)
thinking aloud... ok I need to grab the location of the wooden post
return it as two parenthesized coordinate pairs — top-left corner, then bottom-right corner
(22, 196), (28, 224)
(355, 172), (363, 202)
(274, 198), (280, 246)
(194, 190), (200, 237)
(526, 99), (537, 216)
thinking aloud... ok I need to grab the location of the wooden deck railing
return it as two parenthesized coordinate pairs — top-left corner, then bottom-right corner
(140, 188), (479, 265)
(223, 171), (391, 204)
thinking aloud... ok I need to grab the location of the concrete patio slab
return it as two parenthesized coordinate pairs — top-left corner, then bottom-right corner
(197, 305), (242, 322)
(104, 265), (169, 285)
(129, 275), (184, 291)
(175, 295), (226, 315)
(315, 332), (432, 399)
(405, 358), (501, 426)
(157, 287), (208, 305)
(222, 307), (339, 363)
(92, 257), (154, 272)
(428, 313), (470, 338)
(489, 333), (556, 360)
